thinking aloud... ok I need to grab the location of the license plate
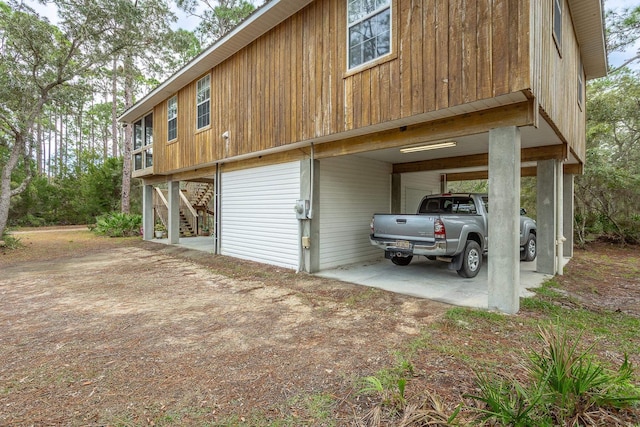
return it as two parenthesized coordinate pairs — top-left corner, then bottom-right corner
(395, 240), (411, 250)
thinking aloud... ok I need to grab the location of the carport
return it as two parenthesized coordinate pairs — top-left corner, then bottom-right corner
(304, 108), (576, 315)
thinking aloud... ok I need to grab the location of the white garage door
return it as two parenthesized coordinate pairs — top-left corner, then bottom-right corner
(221, 161), (301, 269)
(319, 156), (392, 269)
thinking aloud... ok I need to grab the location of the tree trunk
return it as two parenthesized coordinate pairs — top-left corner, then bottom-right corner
(0, 135), (27, 237)
(111, 57), (119, 158)
(120, 53), (134, 214)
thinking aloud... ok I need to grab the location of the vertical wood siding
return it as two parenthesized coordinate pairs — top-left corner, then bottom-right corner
(220, 161), (301, 269)
(152, 0), (533, 175)
(530, 0), (586, 162)
(319, 156), (392, 269)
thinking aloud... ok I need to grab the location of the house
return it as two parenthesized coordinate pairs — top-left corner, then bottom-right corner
(118, 0), (607, 314)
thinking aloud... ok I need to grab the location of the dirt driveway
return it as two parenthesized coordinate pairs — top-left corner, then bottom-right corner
(0, 229), (449, 425)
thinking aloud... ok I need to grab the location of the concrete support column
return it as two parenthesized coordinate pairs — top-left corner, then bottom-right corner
(536, 160), (557, 274)
(142, 183), (154, 241)
(299, 158), (320, 273)
(563, 173), (574, 258)
(391, 173), (401, 213)
(488, 126), (521, 314)
(167, 180), (180, 244)
(440, 174), (447, 193)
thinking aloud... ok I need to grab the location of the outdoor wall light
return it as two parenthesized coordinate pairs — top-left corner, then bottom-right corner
(400, 141), (457, 153)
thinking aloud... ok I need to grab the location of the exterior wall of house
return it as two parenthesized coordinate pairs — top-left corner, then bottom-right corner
(150, 0), (532, 176)
(318, 155), (391, 270)
(400, 172), (441, 213)
(220, 161), (301, 269)
(530, 0), (587, 163)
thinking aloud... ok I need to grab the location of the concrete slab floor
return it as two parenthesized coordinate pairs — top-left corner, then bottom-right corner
(316, 256), (557, 310)
(149, 237), (566, 310)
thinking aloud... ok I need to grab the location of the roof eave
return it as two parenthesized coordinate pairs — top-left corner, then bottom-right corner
(568, 0), (608, 80)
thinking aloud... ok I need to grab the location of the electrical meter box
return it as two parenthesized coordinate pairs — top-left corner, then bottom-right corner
(295, 199), (310, 219)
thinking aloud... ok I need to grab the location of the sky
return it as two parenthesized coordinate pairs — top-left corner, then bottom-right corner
(25, 0), (640, 69)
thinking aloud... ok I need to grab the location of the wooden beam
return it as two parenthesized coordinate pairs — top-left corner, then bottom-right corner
(444, 164), (582, 182)
(522, 144), (567, 162)
(563, 163), (583, 175)
(171, 166), (218, 182)
(394, 144), (566, 174)
(315, 100), (535, 159)
(445, 166), (537, 182)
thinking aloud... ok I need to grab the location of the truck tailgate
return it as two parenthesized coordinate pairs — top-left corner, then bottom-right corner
(372, 214), (435, 241)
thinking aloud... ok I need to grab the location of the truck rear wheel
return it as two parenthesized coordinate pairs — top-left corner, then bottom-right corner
(391, 255), (413, 266)
(457, 240), (482, 278)
(521, 233), (537, 262)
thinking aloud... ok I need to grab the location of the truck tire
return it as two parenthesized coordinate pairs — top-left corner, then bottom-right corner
(521, 233), (537, 262)
(391, 255), (413, 266)
(457, 240), (482, 278)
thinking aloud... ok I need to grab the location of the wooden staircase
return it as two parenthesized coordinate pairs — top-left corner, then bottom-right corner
(153, 182), (215, 237)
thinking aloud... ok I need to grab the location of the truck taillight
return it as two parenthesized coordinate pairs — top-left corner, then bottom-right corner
(370, 217), (375, 233)
(434, 218), (446, 239)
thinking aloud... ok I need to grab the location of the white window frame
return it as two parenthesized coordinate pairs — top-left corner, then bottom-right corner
(167, 96), (177, 141)
(553, 0), (563, 56)
(347, 0), (392, 70)
(196, 74), (211, 130)
(132, 112), (153, 172)
(577, 61), (584, 110)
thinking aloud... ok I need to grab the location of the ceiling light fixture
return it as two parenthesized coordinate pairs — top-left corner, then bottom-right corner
(400, 141), (457, 153)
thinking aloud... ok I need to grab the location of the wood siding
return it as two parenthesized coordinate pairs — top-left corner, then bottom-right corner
(150, 0), (532, 175)
(530, 0), (587, 162)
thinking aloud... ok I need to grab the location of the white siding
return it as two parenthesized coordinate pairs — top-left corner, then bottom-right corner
(221, 161), (300, 269)
(319, 156), (392, 269)
(402, 172), (441, 212)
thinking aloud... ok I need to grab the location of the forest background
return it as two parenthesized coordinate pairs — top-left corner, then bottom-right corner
(1, 0), (640, 246)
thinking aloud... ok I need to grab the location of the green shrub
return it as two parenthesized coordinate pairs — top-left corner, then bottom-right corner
(464, 324), (640, 426)
(93, 212), (142, 237)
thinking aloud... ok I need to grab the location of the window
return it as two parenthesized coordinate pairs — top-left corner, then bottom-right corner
(134, 121), (142, 150)
(132, 112), (153, 171)
(167, 96), (177, 141)
(145, 147), (153, 168)
(553, 0), (563, 55)
(347, 0), (391, 69)
(196, 75), (211, 130)
(577, 61), (584, 109)
(144, 114), (153, 146)
(418, 197), (477, 214)
(134, 152), (143, 170)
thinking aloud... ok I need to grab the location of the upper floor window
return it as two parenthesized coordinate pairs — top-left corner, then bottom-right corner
(132, 112), (153, 171)
(134, 120), (143, 150)
(144, 114), (153, 146)
(196, 75), (211, 130)
(347, 0), (391, 70)
(167, 96), (178, 141)
(553, 0), (563, 55)
(577, 61), (584, 109)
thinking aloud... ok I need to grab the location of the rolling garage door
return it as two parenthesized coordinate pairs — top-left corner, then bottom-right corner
(220, 161), (301, 269)
(319, 156), (392, 269)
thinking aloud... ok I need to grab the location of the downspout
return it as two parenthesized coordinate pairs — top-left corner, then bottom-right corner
(297, 143), (315, 273)
(556, 160), (565, 275)
(308, 143), (315, 219)
(214, 163), (221, 255)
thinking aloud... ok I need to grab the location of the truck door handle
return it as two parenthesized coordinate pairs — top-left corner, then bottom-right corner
(396, 218), (407, 224)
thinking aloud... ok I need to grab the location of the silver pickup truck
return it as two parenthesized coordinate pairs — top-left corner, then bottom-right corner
(369, 193), (537, 278)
